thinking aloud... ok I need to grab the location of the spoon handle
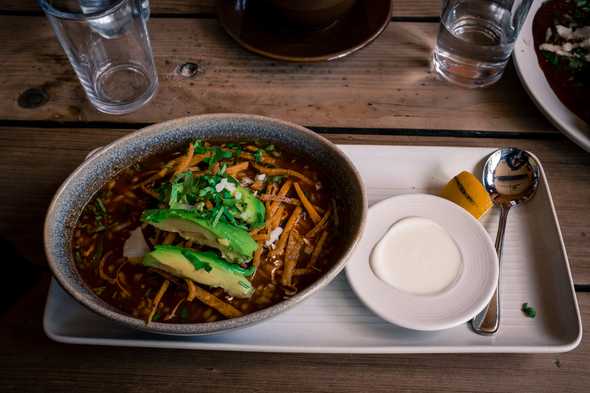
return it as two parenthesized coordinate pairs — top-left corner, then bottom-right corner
(471, 205), (510, 335)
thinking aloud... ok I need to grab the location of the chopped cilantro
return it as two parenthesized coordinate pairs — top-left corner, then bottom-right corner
(521, 303), (537, 319)
(542, 51), (559, 66)
(254, 149), (264, 163)
(568, 57), (585, 71)
(193, 140), (206, 154)
(152, 312), (161, 321)
(96, 198), (107, 216)
(212, 206), (224, 227)
(265, 144), (275, 152)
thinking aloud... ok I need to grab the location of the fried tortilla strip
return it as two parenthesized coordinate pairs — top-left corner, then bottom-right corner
(185, 279), (242, 318)
(188, 152), (212, 167)
(164, 298), (185, 321)
(305, 210), (331, 238)
(147, 279), (170, 324)
(253, 163), (314, 185)
(259, 194), (301, 206)
(293, 182), (321, 224)
(282, 230), (303, 287)
(225, 161), (249, 176)
(174, 143), (195, 175)
(268, 180), (292, 218)
(270, 206), (302, 258)
(253, 241), (265, 268)
(307, 230), (328, 268)
(98, 250), (116, 284)
(239, 152), (277, 165)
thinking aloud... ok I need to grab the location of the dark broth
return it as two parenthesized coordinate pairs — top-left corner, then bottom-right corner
(72, 141), (336, 324)
(533, 0), (590, 124)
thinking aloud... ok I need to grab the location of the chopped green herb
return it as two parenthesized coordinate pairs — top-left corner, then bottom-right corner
(193, 140), (206, 154)
(542, 51), (559, 66)
(152, 312), (161, 321)
(212, 206), (224, 227)
(521, 303), (537, 318)
(96, 198), (107, 215)
(568, 57), (585, 71)
(265, 144), (275, 152)
(270, 175), (284, 183)
(254, 149), (263, 163)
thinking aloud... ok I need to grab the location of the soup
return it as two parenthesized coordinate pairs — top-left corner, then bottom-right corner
(72, 140), (337, 324)
(533, 0), (590, 124)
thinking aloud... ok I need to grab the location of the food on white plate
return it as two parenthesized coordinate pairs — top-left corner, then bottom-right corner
(534, 0), (590, 124)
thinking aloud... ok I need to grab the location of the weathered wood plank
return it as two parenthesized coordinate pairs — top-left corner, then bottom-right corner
(0, 275), (588, 393)
(0, 17), (553, 133)
(0, 0), (441, 18)
(0, 127), (587, 283)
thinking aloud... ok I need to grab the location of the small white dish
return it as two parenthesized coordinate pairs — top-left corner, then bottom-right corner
(346, 193), (499, 331)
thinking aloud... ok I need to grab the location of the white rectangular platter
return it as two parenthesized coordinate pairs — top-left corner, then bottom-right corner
(44, 145), (582, 353)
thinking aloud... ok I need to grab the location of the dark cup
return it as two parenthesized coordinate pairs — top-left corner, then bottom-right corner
(266, 0), (356, 29)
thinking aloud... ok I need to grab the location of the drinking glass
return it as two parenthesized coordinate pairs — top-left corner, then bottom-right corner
(38, 0), (158, 114)
(432, 0), (533, 88)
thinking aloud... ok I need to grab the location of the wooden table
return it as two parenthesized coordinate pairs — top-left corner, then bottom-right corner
(1, 1), (589, 392)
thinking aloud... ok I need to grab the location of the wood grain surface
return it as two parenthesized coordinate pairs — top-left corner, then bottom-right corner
(0, 16), (554, 132)
(0, 274), (588, 393)
(0, 0), (441, 18)
(0, 2), (588, 391)
(1, 127), (588, 284)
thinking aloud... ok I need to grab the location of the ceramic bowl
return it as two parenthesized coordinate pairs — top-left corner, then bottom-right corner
(346, 194), (499, 331)
(44, 114), (367, 335)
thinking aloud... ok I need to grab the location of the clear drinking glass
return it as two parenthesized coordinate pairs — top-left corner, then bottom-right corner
(38, 0), (158, 114)
(432, 0), (533, 88)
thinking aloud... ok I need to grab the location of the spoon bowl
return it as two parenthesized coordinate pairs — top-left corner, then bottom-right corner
(482, 148), (540, 208)
(472, 147), (541, 335)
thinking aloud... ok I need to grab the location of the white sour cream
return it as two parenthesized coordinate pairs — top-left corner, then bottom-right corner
(370, 217), (463, 295)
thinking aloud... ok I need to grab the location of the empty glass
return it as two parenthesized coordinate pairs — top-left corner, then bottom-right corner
(38, 0), (158, 114)
(432, 0), (533, 88)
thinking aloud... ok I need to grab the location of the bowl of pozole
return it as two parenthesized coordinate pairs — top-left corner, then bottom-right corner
(44, 114), (367, 335)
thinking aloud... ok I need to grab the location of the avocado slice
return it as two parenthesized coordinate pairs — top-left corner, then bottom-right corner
(143, 245), (255, 298)
(141, 209), (258, 263)
(236, 186), (265, 229)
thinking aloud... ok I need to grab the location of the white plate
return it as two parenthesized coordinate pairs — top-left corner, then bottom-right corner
(346, 194), (499, 331)
(513, 0), (590, 152)
(43, 145), (582, 353)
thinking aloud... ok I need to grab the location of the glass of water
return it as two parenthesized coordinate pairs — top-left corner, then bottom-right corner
(433, 0), (533, 88)
(38, 0), (158, 114)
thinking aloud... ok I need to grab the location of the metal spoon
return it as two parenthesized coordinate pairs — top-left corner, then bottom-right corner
(471, 147), (540, 335)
